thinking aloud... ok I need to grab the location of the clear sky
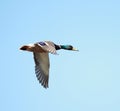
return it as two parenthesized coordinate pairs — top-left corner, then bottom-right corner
(0, 0), (120, 111)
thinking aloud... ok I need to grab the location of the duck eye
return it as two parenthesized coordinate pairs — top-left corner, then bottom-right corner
(69, 45), (73, 50)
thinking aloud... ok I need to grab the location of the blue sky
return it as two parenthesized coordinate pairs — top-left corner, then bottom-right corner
(0, 0), (120, 111)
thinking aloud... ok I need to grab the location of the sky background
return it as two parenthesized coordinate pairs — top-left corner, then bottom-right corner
(0, 0), (120, 111)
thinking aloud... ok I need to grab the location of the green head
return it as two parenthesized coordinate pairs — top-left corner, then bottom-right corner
(60, 45), (78, 51)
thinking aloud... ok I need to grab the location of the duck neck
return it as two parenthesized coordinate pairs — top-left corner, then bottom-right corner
(54, 44), (61, 50)
(54, 44), (69, 50)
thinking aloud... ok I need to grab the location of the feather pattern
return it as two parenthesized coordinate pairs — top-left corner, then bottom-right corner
(33, 41), (58, 88)
(33, 52), (50, 88)
(37, 41), (57, 54)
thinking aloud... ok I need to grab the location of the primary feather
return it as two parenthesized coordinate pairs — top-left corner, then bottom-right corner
(34, 52), (49, 88)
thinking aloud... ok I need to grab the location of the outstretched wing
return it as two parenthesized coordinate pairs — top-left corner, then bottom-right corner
(37, 41), (57, 54)
(33, 52), (50, 88)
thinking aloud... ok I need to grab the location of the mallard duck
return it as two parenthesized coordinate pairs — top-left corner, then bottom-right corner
(20, 41), (78, 88)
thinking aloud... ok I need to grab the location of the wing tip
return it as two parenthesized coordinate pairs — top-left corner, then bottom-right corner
(35, 67), (49, 89)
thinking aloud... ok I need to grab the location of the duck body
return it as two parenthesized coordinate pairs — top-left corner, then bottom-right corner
(20, 41), (78, 88)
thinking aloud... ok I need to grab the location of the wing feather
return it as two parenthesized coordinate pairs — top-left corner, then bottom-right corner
(33, 52), (50, 88)
(37, 41), (57, 54)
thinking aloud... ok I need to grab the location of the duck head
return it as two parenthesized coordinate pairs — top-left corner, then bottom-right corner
(60, 45), (79, 51)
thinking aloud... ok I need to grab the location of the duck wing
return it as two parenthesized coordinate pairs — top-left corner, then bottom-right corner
(33, 52), (50, 88)
(37, 41), (57, 54)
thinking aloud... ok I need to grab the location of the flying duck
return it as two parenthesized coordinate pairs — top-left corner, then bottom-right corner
(20, 41), (78, 88)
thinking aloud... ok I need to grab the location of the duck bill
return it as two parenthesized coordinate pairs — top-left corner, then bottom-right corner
(72, 47), (79, 51)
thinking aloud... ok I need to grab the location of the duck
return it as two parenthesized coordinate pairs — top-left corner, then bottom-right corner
(20, 41), (78, 88)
